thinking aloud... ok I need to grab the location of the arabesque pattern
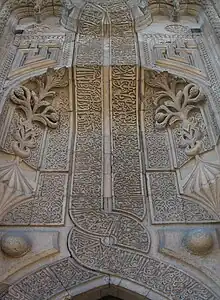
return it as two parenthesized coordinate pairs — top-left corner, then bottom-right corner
(0, 1), (220, 300)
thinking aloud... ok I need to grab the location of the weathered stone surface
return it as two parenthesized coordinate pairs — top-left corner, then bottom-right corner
(0, 1), (220, 300)
(0, 231), (60, 282)
(159, 228), (220, 287)
(183, 229), (214, 255)
(0, 232), (31, 258)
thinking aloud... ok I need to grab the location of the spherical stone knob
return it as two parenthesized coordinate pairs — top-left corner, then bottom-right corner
(1, 232), (31, 258)
(183, 229), (214, 255)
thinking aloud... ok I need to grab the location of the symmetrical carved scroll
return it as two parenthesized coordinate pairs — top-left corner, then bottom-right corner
(146, 71), (205, 156)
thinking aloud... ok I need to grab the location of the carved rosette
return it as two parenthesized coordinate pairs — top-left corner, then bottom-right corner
(0, 67), (68, 220)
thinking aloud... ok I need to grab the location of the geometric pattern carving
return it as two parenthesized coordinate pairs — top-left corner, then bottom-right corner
(4, 24), (75, 85)
(155, 39), (205, 74)
(9, 36), (61, 79)
(142, 34), (207, 81)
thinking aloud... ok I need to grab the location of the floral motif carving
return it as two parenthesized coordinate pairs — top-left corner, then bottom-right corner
(0, 68), (68, 220)
(10, 67), (67, 158)
(145, 71), (205, 156)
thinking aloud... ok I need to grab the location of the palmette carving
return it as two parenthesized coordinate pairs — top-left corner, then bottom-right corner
(144, 70), (219, 220)
(183, 156), (220, 213)
(0, 159), (34, 220)
(145, 71), (205, 156)
(180, 117), (202, 156)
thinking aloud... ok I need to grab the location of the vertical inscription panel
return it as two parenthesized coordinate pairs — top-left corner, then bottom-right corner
(111, 66), (146, 219)
(70, 66), (103, 216)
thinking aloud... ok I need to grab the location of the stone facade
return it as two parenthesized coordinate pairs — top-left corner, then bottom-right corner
(0, 1), (220, 299)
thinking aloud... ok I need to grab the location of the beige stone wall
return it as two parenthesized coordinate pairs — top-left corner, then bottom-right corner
(0, 1), (220, 300)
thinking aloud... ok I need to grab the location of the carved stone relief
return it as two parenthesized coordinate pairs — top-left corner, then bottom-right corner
(63, 3), (220, 300)
(0, 1), (220, 300)
(159, 228), (220, 286)
(5, 24), (74, 85)
(141, 33), (207, 82)
(0, 67), (70, 225)
(0, 230), (59, 282)
(144, 70), (219, 222)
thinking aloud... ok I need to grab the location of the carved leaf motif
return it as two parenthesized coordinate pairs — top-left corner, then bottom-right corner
(154, 83), (204, 128)
(183, 157), (220, 213)
(10, 86), (32, 120)
(180, 118), (202, 156)
(9, 67), (68, 158)
(34, 67), (68, 101)
(10, 86), (59, 129)
(145, 70), (205, 157)
(146, 71), (169, 90)
(12, 119), (36, 158)
(0, 160), (34, 220)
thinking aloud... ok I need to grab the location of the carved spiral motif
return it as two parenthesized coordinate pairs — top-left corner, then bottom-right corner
(183, 229), (214, 255)
(1, 232), (31, 258)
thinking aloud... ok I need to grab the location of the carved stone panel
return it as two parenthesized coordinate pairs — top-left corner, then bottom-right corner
(143, 70), (219, 223)
(1, 1), (220, 300)
(4, 24), (75, 87)
(0, 67), (70, 225)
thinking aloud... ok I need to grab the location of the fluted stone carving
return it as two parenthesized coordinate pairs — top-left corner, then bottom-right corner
(0, 159), (34, 220)
(183, 157), (220, 213)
